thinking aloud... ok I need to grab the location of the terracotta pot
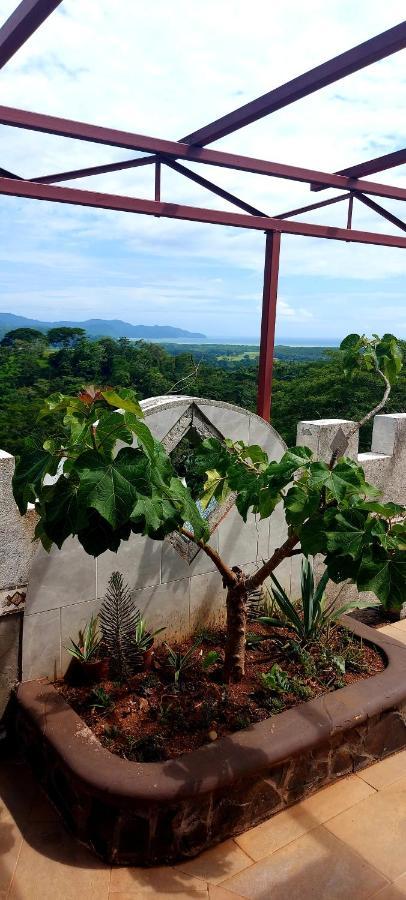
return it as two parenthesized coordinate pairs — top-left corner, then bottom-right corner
(65, 657), (110, 686)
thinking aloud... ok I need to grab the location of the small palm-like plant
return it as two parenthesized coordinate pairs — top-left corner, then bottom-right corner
(65, 614), (101, 662)
(165, 639), (201, 686)
(260, 558), (357, 642)
(99, 572), (138, 679)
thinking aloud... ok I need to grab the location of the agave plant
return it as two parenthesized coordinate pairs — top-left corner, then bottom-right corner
(165, 639), (201, 686)
(260, 558), (358, 642)
(133, 618), (166, 665)
(65, 614), (101, 663)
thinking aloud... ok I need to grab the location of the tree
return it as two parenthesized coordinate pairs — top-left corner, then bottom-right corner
(47, 327), (86, 347)
(1, 327), (48, 347)
(12, 334), (406, 683)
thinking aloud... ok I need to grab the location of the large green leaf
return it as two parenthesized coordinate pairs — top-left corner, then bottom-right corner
(308, 458), (378, 503)
(325, 511), (370, 558)
(74, 447), (150, 528)
(101, 388), (143, 417)
(95, 410), (133, 455)
(123, 411), (158, 461)
(12, 448), (57, 513)
(357, 548), (406, 609)
(284, 483), (320, 527)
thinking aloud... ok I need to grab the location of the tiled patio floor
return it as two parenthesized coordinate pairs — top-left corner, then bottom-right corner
(2, 620), (406, 899)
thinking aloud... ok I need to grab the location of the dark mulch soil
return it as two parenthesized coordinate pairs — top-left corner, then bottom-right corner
(348, 605), (403, 629)
(56, 622), (384, 763)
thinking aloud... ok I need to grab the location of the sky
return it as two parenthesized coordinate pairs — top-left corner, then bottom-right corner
(0, 0), (405, 341)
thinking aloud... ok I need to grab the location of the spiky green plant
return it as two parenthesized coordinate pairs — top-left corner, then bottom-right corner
(65, 614), (101, 662)
(99, 571), (138, 678)
(260, 558), (359, 641)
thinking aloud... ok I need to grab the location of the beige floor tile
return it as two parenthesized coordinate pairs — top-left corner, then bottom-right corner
(0, 814), (23, 894)
(109, 894), (208, 899)
(9, 821), (110, 900)
(357, 750), (406, 790)
(372, 872), (406, 898)
(209, 887), (245, 899)
(384, 620), (406, 633)
(235, 775), (374, 861)
(110, 865), (208, 893)
(222, 825), (388, 899)
(325, 776), (406, 881)
(0, 762), (37, 823)
(176, 840), (252, 886)
(378, 625), (406, 644)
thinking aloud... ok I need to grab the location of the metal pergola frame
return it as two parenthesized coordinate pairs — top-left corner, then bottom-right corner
(1, 1), (405, 420)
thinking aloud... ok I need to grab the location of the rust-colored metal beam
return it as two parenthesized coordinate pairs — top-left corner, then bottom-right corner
(162, 157), (267, 216)
(355, 192), (406, 233)
(311, 147), (406, 191)
(257, 232), (280, 421)
(180, 22), (406, 146)
(2, 105), (406, 202)
(274, 192), (350, 219)
(0, 0), (62, 69)
(1, 176), (406, 248)
(31, 154), (154, 184)
(0, 166), (21, 178)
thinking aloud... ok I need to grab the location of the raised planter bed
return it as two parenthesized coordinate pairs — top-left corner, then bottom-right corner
(15, 618), (406, 866)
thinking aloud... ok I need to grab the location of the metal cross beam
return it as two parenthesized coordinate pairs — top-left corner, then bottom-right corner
(0, 0), (62, 69)
(274, 192), (350, 220)
(31, 154), (155, 183)
(311, 147), (406, 191)
(355, 193), (406, 233)
(180, 22), (406, 146)
(161, 158), (267, 217)
(2, 105), (406, 202)
(1, 176), (406, 248)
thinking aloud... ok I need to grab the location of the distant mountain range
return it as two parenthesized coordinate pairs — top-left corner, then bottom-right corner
(0, 313), (206, 341)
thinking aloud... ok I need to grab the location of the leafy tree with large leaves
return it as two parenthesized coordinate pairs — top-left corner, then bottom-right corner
(13, 335), (406, 683)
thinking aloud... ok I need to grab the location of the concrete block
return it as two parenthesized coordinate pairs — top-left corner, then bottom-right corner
(0, 451), (38, 590)
(196, 401), (250, 443)
(161, 530), (220, 583)
(25, 538), (96, 615)
(189, 569), (225, 632)
(141, 398), (191, 441)
(297, 419), (359, 462)
(96, 534), (161, 598)
(0, 612), (22, 719)
(22, 607), (61, 681)
(372, 413), (406, 456)
(131, 578), (191, 641)
(218, 506), (259, 568)
(248, 414), (286, 460)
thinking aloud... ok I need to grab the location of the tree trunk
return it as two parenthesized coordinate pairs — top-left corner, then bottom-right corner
(224, 574), (248, 683)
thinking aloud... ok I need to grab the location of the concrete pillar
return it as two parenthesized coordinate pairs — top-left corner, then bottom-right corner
(0, 451), (37, 720)
(296, 419), (359, 463)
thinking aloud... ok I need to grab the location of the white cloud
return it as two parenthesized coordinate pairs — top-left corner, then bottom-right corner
(0, 0), (405, 337)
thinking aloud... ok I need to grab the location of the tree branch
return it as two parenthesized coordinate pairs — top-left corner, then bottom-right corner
(180, 527), (237, 587)
(245, 532), (299, 592)
(329, 365), (391, 468)
(166, 362), (200, 395)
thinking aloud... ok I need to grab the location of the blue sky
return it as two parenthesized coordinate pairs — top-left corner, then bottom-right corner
(0, 0), (405, 340)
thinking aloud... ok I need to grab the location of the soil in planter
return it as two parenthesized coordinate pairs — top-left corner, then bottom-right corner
(56, 622), (384, 763)
(348, 605), (403, 629)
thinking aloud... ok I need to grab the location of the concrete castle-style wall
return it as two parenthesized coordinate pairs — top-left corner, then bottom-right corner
(0, 398), (405, 715)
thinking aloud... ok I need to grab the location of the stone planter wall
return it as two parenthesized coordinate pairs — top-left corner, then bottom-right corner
(14, 619), (406, 865)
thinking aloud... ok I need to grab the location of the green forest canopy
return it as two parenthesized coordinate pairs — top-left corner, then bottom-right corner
(0, 328), (405, 456)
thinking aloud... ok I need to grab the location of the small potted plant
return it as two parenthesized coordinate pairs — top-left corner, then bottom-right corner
(65, 614), (109, 685)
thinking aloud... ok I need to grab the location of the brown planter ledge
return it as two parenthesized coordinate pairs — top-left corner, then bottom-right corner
(15, 617), (406, 865)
